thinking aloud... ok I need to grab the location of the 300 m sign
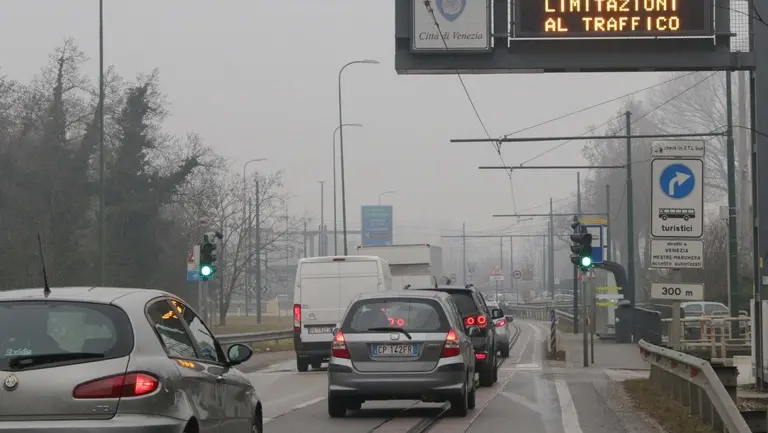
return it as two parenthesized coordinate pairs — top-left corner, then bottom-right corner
(650, 282), (704, 301)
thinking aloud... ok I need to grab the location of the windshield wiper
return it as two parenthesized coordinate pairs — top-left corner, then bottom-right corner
(367, 327), (412, 340)
(7, 352), (105, 370)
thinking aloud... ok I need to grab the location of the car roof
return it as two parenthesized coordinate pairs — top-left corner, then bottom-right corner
(351, 290), (453, 303)
(0, 286), (175, 306)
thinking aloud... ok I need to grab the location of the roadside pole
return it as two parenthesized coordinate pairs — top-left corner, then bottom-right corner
(590, 278), (596, 364)
(581, 273), (589, 367)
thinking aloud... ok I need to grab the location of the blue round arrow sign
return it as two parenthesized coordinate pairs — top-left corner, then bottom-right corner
(659, 163), (695, 199)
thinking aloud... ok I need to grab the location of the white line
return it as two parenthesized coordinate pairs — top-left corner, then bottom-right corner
(554, 380), (584, 433)
(292, 396), (326, 410)
(264, 396), (327, 424)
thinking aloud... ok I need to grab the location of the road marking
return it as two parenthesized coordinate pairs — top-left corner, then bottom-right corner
(554, 379), (584, 433)
(263, 396), (327, 424)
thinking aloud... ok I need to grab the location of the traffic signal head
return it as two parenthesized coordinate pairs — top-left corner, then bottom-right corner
(569, 221), (594, 270)
(199, 241), (217, 279)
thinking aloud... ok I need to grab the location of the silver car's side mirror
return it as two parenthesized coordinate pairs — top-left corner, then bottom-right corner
(467, 326), (481, 337)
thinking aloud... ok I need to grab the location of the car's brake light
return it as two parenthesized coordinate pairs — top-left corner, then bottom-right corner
(293, 304), (301, 333)
(475, 353), (487, 360)
(73, 373), (159, 399)
(476, 315), (488, 328)
(463, 316), (476, 327)
(331, 330), (350, 358)
(495, 319), (506, 328)
(440, 329), (461, 358)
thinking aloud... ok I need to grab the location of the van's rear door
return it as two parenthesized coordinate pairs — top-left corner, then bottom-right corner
(299, 262), (341, 343)
(337, 260), (381, 314)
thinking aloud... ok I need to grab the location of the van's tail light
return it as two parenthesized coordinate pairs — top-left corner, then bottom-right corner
(476, 352), (487, 360)
(331, 330), (350, 358)
(463, 314), (488, 329)
(440, 329), (461, 358)
(293, 304), (301, 333)
(73, 372), (159, 399)
(495, 319), (506, 328)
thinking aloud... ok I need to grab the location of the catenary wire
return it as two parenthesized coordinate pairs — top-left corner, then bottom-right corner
(424, 1), (517, 212)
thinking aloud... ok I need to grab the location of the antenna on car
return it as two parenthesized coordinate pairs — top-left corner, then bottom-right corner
(37, 233), (51, 296)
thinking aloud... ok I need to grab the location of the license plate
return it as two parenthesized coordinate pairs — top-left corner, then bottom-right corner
(370, 344), (418, 357)
(308, 327), (334, 334)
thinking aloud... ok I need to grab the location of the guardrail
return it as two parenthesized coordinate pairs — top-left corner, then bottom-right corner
(638, 339), (751, 433)
(216, 329), (293, 345)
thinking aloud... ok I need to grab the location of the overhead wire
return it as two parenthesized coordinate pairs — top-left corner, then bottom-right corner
(520, 71), (718, 166)
(423, 1), (517, 213)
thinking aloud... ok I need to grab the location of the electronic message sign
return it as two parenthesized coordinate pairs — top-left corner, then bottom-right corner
(514, 0), (713, 38)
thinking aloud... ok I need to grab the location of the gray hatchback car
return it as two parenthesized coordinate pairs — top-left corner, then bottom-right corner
(327, 290), (479, 418)
(0, 287), (263, 433)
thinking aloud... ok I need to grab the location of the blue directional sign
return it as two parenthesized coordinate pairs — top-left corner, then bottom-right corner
(584, 224), (605, 264)
(186, 270), (201, 281)
(659, 163), (695, 199)
(361, 205), (393, 246)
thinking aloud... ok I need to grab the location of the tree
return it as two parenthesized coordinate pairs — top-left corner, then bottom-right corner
(175, 169), (304, 325)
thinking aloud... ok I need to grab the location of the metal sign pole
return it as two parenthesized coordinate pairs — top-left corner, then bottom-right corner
(582, 274), (589, 367)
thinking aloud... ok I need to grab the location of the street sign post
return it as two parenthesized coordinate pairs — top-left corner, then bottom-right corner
(649, 239), (704, 269)
(583, 224), (606, 265)
(186, 245), (201, 281)
(489, 266), (504, 282)
(650, 158), (704, 238)
(650, 283), (705, 301)
(512, 270), (522, 280)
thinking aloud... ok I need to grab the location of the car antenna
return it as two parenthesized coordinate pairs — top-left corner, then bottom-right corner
(37, 234), (51, 297)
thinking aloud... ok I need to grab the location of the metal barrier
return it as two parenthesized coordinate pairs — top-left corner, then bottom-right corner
(660, 316), (752, 359)
(639, 339), (751, 433)
(216, 329), (293, 345)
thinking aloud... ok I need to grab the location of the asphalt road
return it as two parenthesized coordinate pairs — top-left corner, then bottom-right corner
(248, 321), (657, 433)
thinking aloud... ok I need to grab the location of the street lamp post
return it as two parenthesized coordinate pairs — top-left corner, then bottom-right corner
(319, 181), (325, 255)
(98, 0), (106, 285)
(338, 59), (379, 255)
(243, 158), (266, 318)
(378, 190), (397, 205)
(332, 123), (362, 255)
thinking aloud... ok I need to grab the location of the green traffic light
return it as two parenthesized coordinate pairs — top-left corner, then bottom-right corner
(200, 265), (213, 277)
(580, 256), (592, 267)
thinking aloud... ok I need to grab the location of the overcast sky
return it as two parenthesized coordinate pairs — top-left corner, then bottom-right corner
(0, 0), (668, 249)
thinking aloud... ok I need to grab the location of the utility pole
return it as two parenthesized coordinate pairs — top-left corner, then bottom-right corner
(542, 236), (547, 299)
(726, 71), (740, 336)
(548, 198), (555, 299)
(319, 181), (325, 255)
(245, 199), (251, 317)
(510, 237), (515, 297)
(254, 178), (262, 324)
(98, 0), (106, 286)
(606, 184), (612, 261)
(625, 111), (636, 304)
(574, 174), (581, 334)
(462, 222), (467, 285)
(497, 237), (503, 301)
(303, 220), (308, 258)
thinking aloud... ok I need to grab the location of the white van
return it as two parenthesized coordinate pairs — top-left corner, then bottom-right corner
(292, 255), (392, 372)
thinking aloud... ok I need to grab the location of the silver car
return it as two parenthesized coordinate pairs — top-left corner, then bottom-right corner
(0, 286), (263, 433)
(327, 290), (479, 418)
(486, 300), (510, 358)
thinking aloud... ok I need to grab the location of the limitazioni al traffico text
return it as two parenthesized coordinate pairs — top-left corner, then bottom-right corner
(541, 0), (685, 33)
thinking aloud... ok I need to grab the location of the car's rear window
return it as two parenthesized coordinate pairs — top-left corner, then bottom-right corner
(0, 301), (134, 370)
(343, 298), (450, 333)
(441, 291), (478, 315)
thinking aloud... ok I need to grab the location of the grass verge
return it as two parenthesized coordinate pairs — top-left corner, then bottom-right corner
(622, 379), (718, 433)
(213, 315), (292, 335)
(251, 338), (294, 353)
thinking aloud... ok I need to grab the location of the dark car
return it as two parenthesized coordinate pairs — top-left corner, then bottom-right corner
(407, 284), (501, 386)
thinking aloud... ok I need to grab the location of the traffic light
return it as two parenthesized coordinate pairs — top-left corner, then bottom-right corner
(569, 217), (594, 271)
(199, 234), (217, 280)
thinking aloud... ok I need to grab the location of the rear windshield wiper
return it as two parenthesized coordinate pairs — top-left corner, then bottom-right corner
(367, 327), (412, 340)
(7, 352), (105, 370)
